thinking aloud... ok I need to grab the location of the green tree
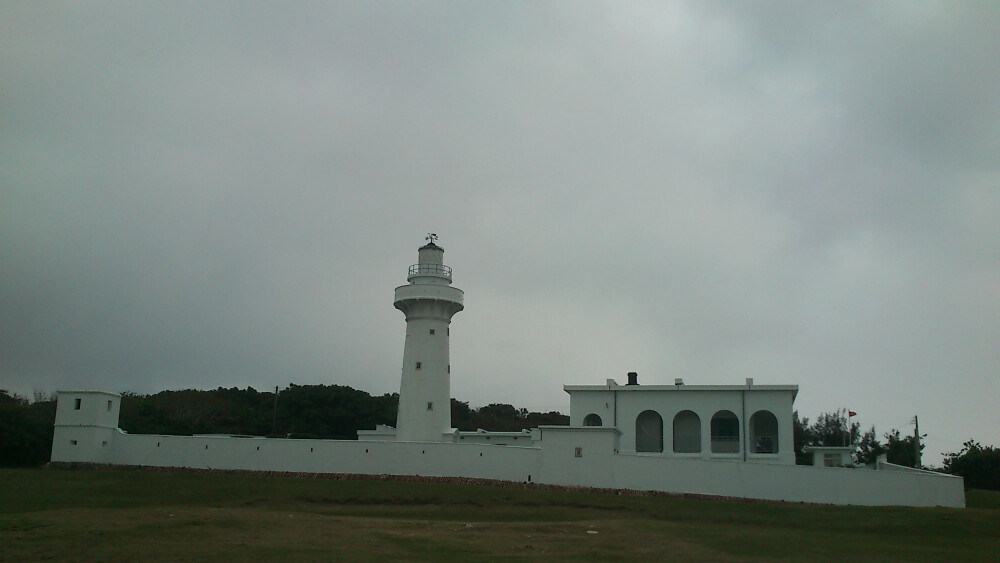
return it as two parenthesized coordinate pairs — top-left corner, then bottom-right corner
(855, 426), (885, 465)
(0, 390), (56, 467)
(943, 440), (1000, 490)
(883, 428), (925, 468)
(793, 409), (860, 465)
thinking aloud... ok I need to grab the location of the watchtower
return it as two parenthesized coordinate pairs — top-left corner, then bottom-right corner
(50, 390), (121, 463)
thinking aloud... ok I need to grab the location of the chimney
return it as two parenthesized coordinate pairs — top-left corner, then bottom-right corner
(745, 378), (754, 387)
(626, 372), (638, 386)
(674, 378), (684, 386)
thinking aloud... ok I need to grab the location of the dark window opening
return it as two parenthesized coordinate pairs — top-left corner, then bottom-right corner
(636, 410), (664, 453)
(672, 410), (702, 453)
(415, 362), (422, 370)
(74, 398), (81, 410)
(711, 410), (740, 453)
(427, 402), (433, 410)
(749, 410), (779, 454)
(429, 329), (435, 335)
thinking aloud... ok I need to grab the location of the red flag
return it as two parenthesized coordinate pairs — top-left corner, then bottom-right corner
(848, 411), (857, 417)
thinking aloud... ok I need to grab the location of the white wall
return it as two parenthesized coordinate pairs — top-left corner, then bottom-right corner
(54, 391), (121, 428)
(606, 454), (963, 507)
(529, 422), (962, 507)
(535, 426), (620, 489)
(51, 426), (116, 464)
(109, 431), (540, 483)
(51, 391), (964, 508)
(51, 391), (121, 464)
(569, 387), (796, 465)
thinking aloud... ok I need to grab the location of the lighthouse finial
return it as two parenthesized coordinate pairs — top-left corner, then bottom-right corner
(426, 233), (438, 245)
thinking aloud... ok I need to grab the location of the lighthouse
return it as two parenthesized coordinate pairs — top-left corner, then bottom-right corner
(393, 234), (464, 442)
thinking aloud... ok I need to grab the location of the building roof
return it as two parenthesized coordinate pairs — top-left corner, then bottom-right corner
(803, 446), (856, 453)
(563, 383), (798, 400)
(56, 390), (122, 397)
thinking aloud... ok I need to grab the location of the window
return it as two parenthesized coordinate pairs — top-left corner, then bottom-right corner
(427, 402), (433, 411)
(574, 447), (583, 457)
(447, 365), (450, 373)
(107, 400), (112, 412)
(429, 329), (435, 335)
(823, 453), (840, 467)
(583, 413), (602, 426)
(711, 410), (740, 453)
(636, 410), (664, 452)
(415, 362), (422, 370)
(672, 410), (701, 453)
(74, 398), (81, 410)
(70, 440), (78, 446)
(749, 410), (779, 453)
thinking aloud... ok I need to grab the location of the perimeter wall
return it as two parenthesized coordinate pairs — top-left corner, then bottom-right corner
(50, 392), (965, 508)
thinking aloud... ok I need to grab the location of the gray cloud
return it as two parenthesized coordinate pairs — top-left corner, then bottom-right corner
(2, 1), (997, 463)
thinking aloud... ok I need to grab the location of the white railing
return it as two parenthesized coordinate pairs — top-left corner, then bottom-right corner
(408, 264), (452, 279)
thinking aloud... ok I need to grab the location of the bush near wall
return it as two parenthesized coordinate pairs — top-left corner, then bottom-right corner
(0, 390), (56, 467)
(944, 441), (1000, 490)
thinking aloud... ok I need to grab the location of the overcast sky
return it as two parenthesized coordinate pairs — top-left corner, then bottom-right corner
(2, 1), (997, 465)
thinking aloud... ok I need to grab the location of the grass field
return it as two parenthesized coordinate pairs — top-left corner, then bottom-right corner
(1, 468), (998, 562)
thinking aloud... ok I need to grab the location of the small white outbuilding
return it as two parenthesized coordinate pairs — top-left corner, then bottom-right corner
(803, 446), (857, 467)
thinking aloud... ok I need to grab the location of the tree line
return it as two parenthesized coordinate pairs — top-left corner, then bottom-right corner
(791, 409), (999, 489)
(0, 385), (568, 465)
(794, 410), (923, 467)
(2, 387), (996, 490)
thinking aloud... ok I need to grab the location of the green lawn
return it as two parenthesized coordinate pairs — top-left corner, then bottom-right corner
(1, 467), (997, 562)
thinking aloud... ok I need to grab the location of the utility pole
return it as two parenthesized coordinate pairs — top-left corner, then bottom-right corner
(271, 386), (279, 437)
(843, 408), (848, 447)
(914, 415), (921, 468)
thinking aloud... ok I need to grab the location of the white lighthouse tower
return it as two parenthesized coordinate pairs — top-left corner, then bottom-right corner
(393, 234), (464, 442)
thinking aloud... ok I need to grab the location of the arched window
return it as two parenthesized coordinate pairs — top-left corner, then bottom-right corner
(749, 410), (779, 453)
(710, 410), (740, 453)
(635, 410), (663, 453)
(583, 413), (602, 426)
(672, 410), (701, 453)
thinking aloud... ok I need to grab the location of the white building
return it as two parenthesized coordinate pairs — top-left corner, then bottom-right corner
(567, 374), (797, 466)
(50, 239), (966, 508)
